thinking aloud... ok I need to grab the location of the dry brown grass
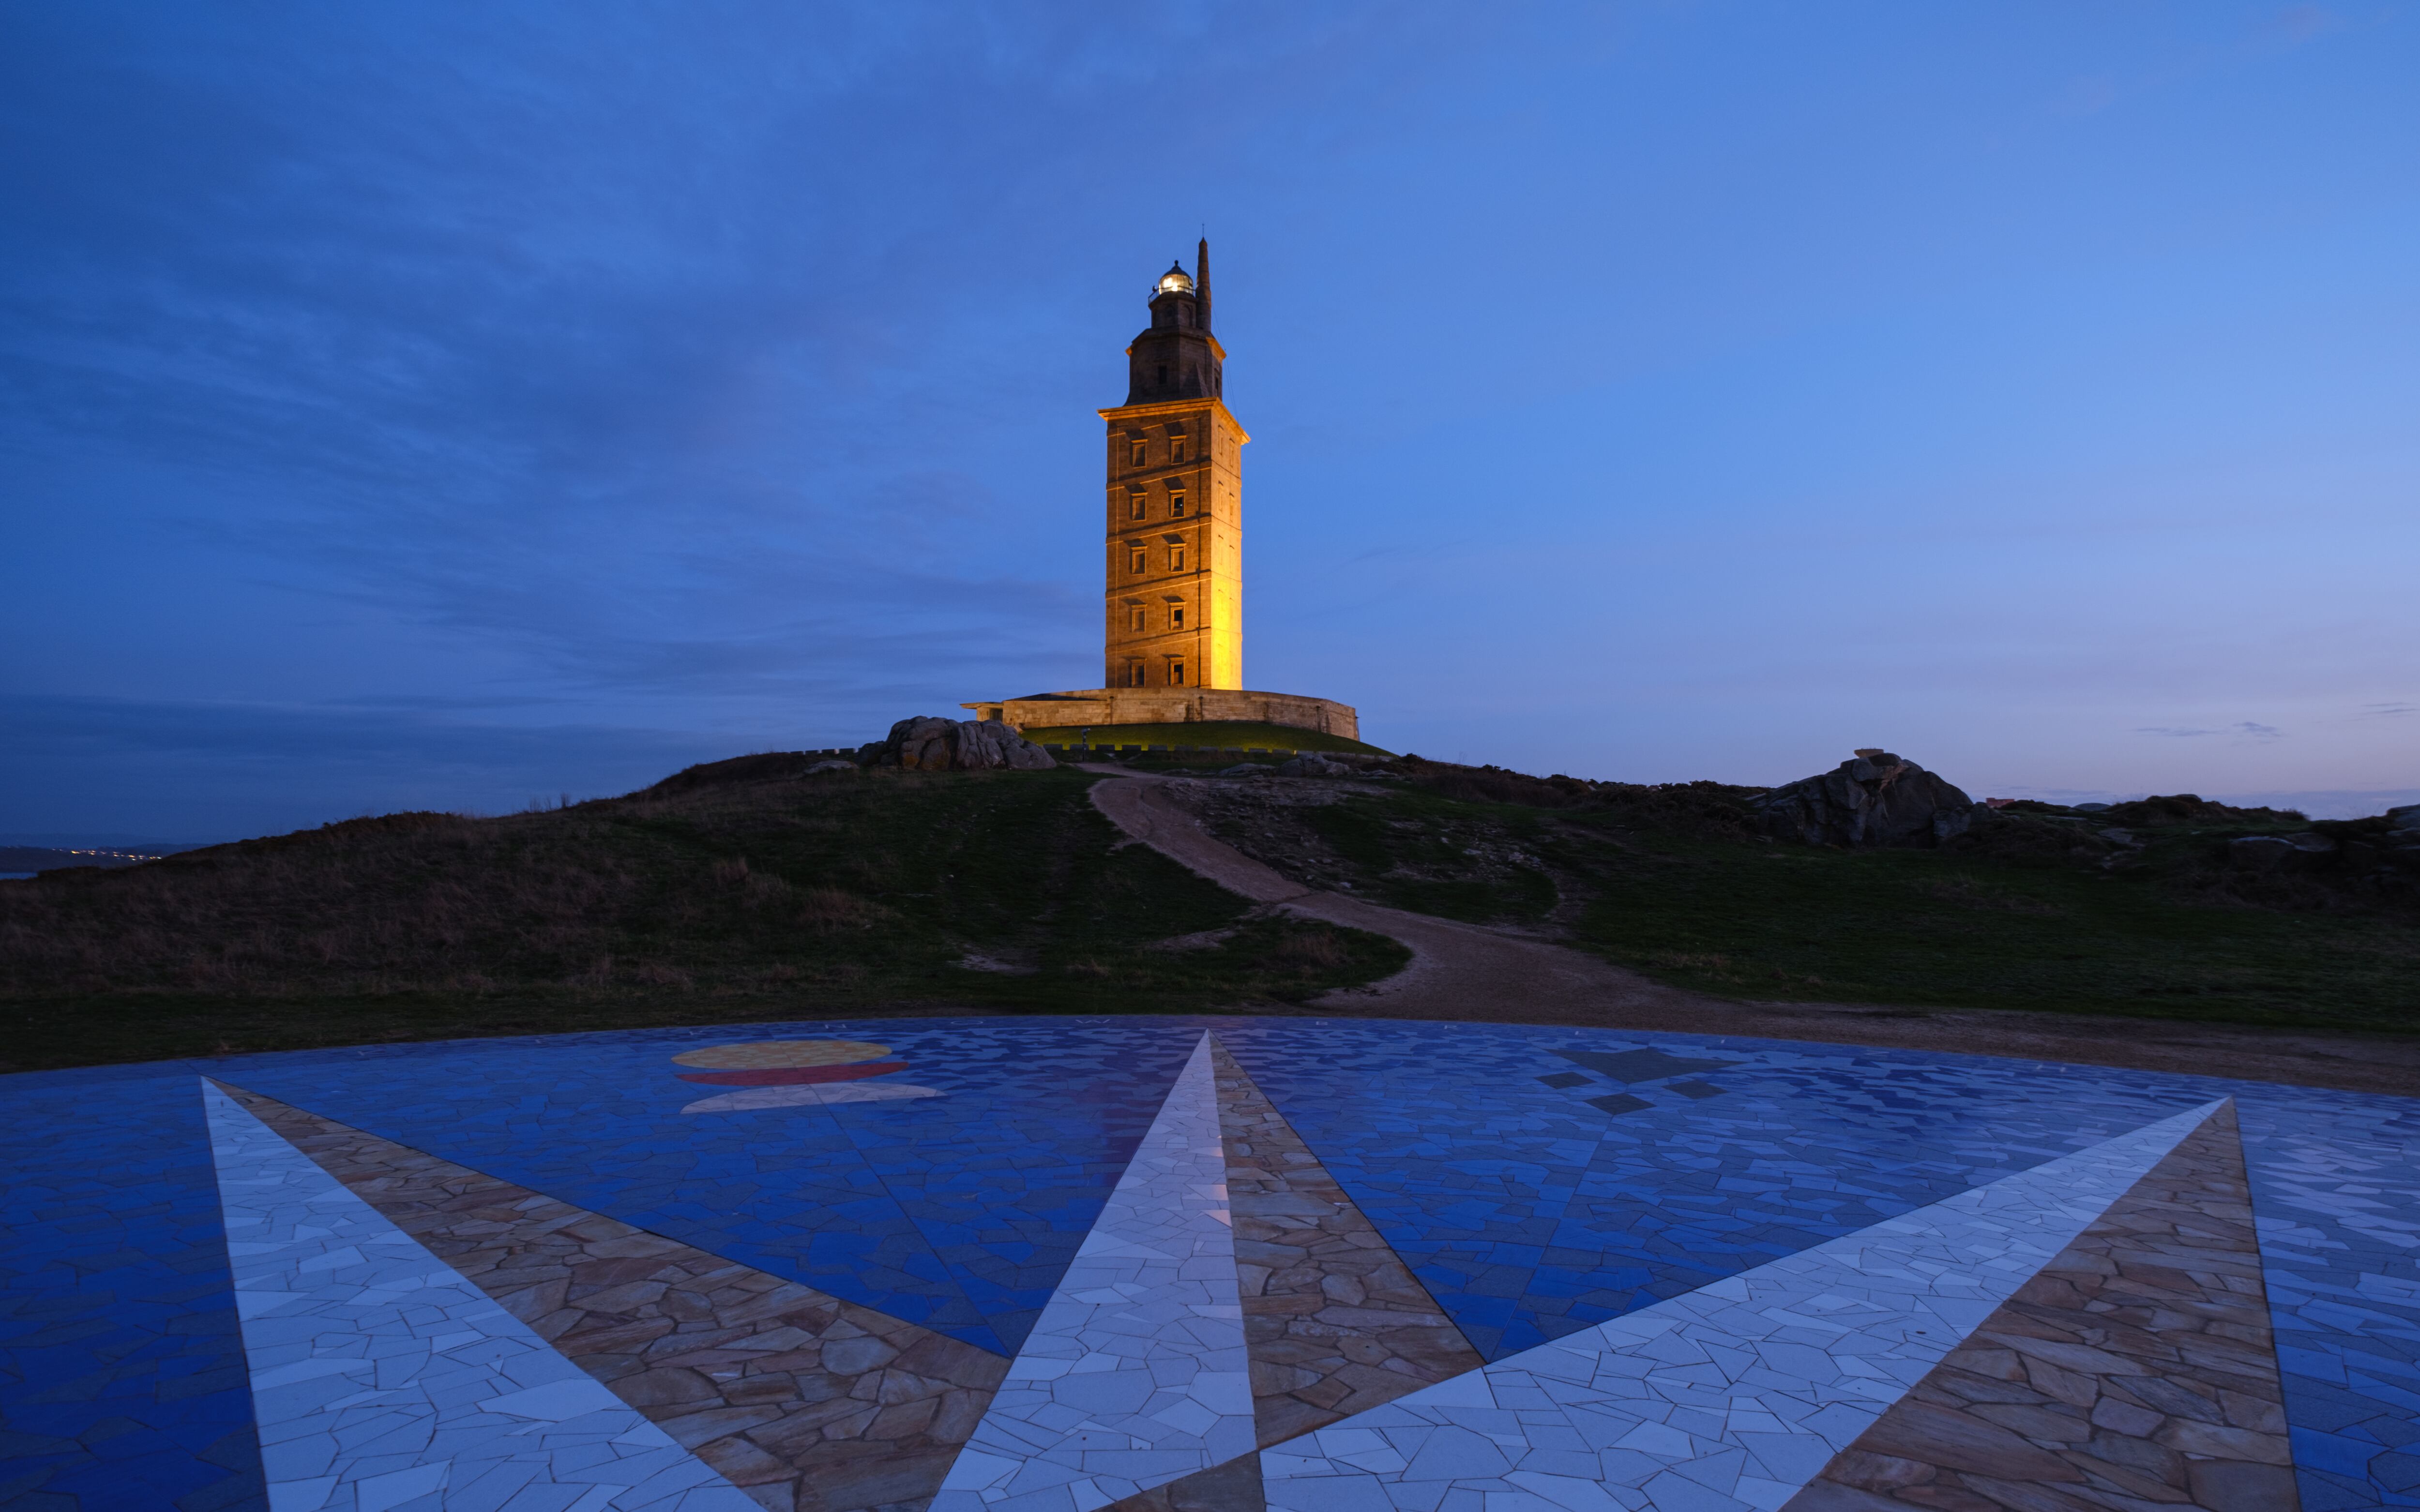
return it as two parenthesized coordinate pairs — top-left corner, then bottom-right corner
(0, 795), (879, 1001)
(797, 886), (877, 932)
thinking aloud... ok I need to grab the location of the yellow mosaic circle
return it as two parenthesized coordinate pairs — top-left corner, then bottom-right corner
(670, 1039), (892, 1070)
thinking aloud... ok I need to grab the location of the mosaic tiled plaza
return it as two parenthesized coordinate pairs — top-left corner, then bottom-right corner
(5, 1016), (2416, 1511)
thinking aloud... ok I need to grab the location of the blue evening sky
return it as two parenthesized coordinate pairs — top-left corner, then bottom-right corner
(4, 1), (2415, 841)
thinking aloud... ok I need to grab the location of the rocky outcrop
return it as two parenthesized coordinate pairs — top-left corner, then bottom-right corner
(1277, 753), (1356, 778)
(2099, 793), (2305, 827)
(876, 717), (1057, 772)
(1752, 749), (1979, 848)
(2295, 805), (2420, 885)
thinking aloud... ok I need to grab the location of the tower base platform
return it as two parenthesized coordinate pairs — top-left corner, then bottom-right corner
(961, 688), (1357, 741)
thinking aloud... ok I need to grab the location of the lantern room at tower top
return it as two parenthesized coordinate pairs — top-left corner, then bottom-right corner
(961, 240), (1360, 741)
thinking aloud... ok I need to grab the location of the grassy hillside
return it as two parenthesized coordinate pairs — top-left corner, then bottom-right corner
(1020, 720), (1391, 756)
(12, 744), (2411, 1071)
(0, 762), (1406, 1072)
(1199, 766), (2420, 1034)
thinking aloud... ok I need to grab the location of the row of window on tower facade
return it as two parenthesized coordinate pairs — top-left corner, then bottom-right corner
(1127, 486), (1190, 521)
(1123, 661), (1186, 687)
(1126, 543), (1186, 574)
(1124, 602), (1185, 632)
(1122, 426), (1189, 470)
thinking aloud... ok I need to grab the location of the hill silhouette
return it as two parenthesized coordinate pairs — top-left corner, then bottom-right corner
(0, 760), (1403, 1071)
(3, 749), (2413, 1073)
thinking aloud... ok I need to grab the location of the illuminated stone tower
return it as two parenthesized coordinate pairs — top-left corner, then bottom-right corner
(1096, 239), (1245, 691)
(959, 240), (1356, 741)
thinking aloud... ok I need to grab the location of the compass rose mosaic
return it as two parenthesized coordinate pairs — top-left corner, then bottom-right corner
(4, 1016), (2416, 1512)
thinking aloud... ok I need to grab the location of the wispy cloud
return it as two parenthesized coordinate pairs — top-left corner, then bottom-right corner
(2135, 721), (2284, 740)
(2357, 702), (2418, 719)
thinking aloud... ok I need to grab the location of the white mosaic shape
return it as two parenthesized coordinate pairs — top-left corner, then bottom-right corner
(934, 1031), (1254, 1512)
(200, 1080), (760, 1512)
(680, 1080), (942, 1114)
(1260, 1098), (2227, 1512)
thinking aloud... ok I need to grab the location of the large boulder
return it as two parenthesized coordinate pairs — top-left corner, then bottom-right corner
(877, 717), (1057, 772)
(1752, 749), (1978, 848)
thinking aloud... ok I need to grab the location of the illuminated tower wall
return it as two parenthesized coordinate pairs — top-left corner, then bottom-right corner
(1095, 240), (1247, 692)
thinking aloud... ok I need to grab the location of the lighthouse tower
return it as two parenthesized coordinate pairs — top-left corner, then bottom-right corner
(961, 240), (1358, 742)
(1095, 240), (1245, 691)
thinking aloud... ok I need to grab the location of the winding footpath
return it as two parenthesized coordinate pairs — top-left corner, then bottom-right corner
(1080, 766), (2420, 1097)
(1086, 771), (1700, 1020)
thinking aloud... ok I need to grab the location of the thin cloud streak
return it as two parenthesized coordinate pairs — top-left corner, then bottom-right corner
(2136, 722), (2285, 740)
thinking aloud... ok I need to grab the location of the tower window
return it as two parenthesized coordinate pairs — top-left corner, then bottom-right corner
(1128, 492), (1145, 520)
(1130, 438), (1146, 466)
(1170, 604), (1185, 629)
(1129, 605), (1145, 631)
(1170, 437), (1187, 464)
(1169, 491), (1185, 517)
(1130, 548), (1147, 573)
(1169, 546), (1186, 571)
(1128, 662), (1144, 687)
(1169, 661), (1186, 686)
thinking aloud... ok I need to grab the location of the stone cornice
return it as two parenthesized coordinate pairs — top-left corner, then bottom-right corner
(1096, 397), (1250, 444)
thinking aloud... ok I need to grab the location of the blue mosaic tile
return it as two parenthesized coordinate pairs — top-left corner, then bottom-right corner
(1, 1073), (264, 1512)
(216, 1019), (1201, 1355)
(1219, 1022), (2187, 1356)
(2241, 1095), (2420, 1510)
(1, 1014), (2414, 1508)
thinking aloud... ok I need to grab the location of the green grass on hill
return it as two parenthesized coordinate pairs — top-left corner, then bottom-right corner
(14, 742), (2411, 1069)
(1569, 828), (2417, 1030)
(1257, 782), (2420, 1033)
(1019, 720), (1391, 756)
(0, 766), (1407, 1072)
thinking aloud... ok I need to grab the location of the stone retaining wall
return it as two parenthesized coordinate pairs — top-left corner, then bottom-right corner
(958, 687), (1358, 739)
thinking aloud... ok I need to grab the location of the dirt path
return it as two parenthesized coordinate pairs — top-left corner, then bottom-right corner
(1084, 768), (2420, 1098)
